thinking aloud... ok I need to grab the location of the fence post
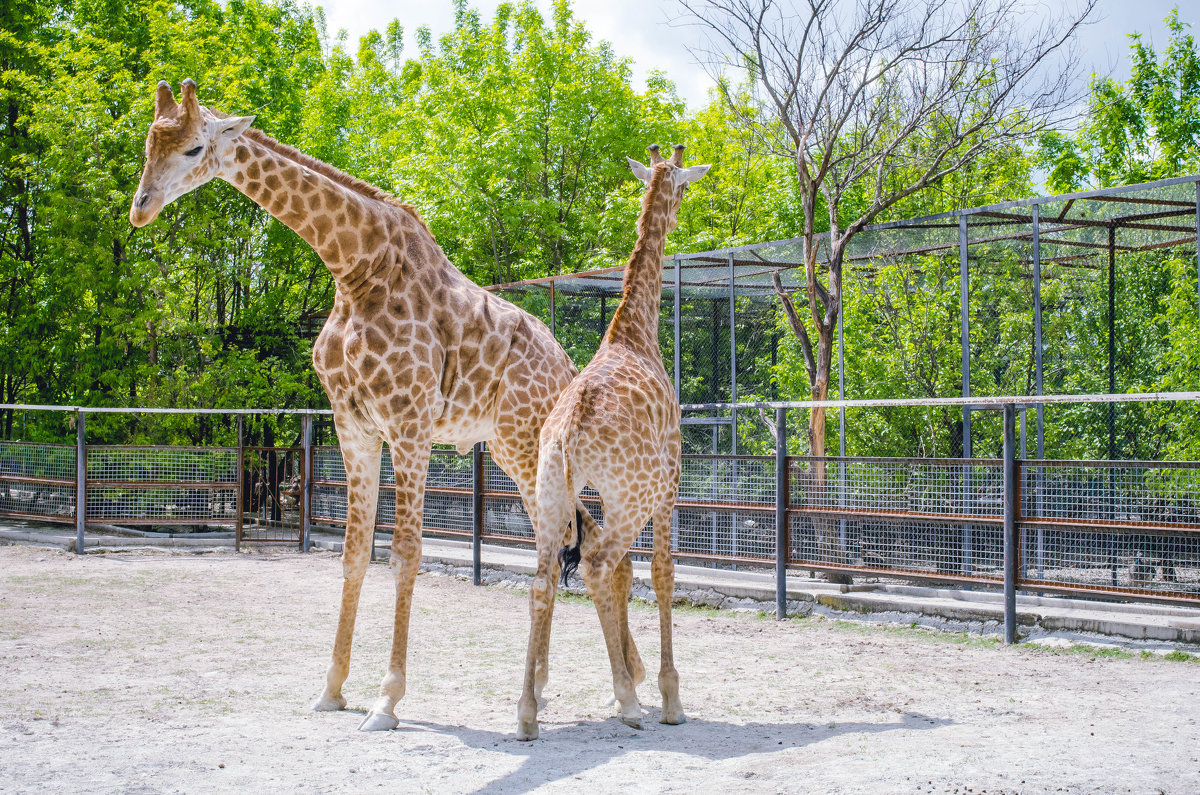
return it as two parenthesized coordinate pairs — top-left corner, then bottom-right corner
(75, 409), (86, 554)
(301, 413), (312, 553)
(472, 442), (484, 586)
(1003, 402), (1020, 644)
(235, 416), (244, 552)
(775, 407), (788, 619)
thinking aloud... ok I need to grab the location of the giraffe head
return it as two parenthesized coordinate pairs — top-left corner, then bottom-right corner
(129, 79), (255, 227)
(626, 144), (710, 231)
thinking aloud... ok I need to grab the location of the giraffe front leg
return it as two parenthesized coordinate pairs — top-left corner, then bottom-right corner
(313, 438), (382, 713)
(652, 504), (685, 725)
(359, 441), (429, 732)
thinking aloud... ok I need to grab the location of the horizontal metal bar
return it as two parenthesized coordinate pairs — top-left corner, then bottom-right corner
(680, 390), (1200, 412)
(787, 506), (1004, 524)
(682, 453), (774, 462)
(85, 518), (236, 526)
(0, 474), (76, 487)
(1017, 518), (1200, 536)
(85, 480), (238, 489)
(7, 392), (1200, 419)
(0, 441), (74, 449)
(87, 445), (239, 452)
(0, 509), (75, 523)
(0, 404), (335, 416)
(1025, 458), (1200, 469)
(792, 455), (1003, 466)
(680, 417), (734, 426)
(675, 499), (777, 512)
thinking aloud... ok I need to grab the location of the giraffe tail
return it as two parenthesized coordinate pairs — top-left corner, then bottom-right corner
(552, 441), (585, 587)
(558, 508), (585, 586)
(542, 398), (588, 587)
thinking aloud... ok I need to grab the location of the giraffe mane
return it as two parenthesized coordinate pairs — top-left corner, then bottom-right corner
(618, 163), (670, 301)
(240, 127), (433, 235)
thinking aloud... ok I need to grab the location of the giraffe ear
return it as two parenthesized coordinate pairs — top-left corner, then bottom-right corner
(154, 80), (177, 119)
(179, 78), (201, 120)
(627, 157), (652, 185)
(216, 115), (255, 138)
(678, 164), (711, 186)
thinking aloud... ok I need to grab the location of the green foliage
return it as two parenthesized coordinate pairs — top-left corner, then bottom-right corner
(1040, 9), (1200, 191)
(3, 0), (1199, 464)
(0, 0), (698, 438)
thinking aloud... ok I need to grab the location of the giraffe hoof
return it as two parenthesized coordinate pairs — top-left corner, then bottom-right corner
(660, 709), (687, 725)
(619, 713), (644, 730)
(515, 719), (539, 741)
(358, 712), (399, 732)
(311, 695), (346, 712)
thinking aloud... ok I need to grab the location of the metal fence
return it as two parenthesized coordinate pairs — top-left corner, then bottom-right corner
(3, 395), (1199, 643)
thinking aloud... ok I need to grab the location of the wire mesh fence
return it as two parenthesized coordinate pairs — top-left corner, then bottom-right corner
(2, 397), (1199, 605)
(0, 441), (76, 522)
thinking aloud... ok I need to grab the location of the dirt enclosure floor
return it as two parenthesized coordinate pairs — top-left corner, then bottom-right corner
(1, 545), (1198, 794)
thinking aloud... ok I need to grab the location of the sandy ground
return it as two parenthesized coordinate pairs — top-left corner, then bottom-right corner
(0, 545), (1197, 794)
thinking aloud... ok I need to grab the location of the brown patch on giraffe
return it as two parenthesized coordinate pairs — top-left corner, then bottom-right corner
(411, 290), (429, 318)
(265, 173), (281, 191)
(235, 145), (250, 163)
(246, 161), (261, 181)
(361, 220), (385, 253)
(313, 215), (332, 240)
(337, 230), (359, 258)
(364, 326), (388, 355)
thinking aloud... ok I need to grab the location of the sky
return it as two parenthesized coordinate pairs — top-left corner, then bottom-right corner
(317, 0), (1199, 110)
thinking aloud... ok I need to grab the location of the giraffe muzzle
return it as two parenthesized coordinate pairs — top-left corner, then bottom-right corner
(129, 190), (163, 227)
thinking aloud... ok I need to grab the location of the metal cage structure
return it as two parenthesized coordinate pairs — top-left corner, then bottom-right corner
(487, 174), (1200, 462)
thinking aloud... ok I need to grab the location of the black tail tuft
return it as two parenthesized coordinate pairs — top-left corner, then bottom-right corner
(558, 509), (585, 586)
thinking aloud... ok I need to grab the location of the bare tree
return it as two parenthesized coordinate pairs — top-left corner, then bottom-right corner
(676, 0), (1097, 456)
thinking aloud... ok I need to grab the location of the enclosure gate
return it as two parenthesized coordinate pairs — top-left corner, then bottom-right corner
(238, 445), (306, 547)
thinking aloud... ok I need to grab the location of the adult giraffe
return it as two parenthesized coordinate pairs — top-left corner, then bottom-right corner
(517, 145), (709, 739)
(129, 78), (634, 732)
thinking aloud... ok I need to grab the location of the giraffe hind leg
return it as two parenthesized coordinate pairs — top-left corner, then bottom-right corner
(652, 503), (685, 725)
(573, 505), (643, 687)
(613, 551), (645, 687)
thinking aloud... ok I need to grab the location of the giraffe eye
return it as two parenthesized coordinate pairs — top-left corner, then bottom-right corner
(184, 145), (203, 157)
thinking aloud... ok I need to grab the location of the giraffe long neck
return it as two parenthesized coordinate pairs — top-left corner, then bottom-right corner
(222, 137), (399, 289)
(605, 169), (672, 352)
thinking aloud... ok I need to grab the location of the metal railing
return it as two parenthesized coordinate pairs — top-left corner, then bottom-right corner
(3, 396), (1199, 643)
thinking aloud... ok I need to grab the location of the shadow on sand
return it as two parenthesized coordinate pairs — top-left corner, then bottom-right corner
(387, 705), (952, 794)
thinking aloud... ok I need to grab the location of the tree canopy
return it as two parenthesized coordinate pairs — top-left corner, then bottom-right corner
(1, 0), (1198, 460)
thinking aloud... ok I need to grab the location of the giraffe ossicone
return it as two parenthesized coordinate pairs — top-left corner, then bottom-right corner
(130, 79), (617, 734)
(516, 144), (710, 740)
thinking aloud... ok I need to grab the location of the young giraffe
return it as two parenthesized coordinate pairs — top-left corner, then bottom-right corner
(129, 79), (638, 732)
(517, 144), (710, 740)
